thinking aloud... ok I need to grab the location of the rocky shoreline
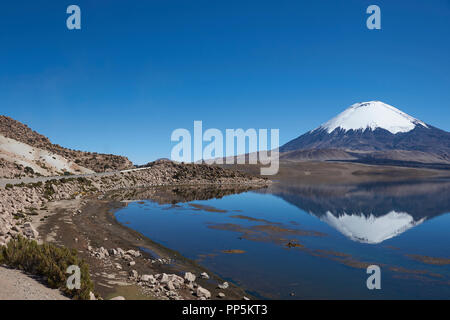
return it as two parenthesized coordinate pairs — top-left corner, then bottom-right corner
(36, 186), (262, 300)
(0, 160), (269, 300)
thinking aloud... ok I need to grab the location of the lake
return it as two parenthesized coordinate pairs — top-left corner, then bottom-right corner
(114, 179), (450, 299)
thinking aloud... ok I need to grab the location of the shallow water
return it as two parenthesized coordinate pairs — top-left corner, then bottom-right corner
(115, 180), (450, 299)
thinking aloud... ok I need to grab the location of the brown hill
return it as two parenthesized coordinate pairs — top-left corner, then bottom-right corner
(0, 116), (133, 172)
(280, 148), (356, 161)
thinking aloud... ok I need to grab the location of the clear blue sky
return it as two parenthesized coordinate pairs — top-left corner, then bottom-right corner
(1, 0), (449, 164)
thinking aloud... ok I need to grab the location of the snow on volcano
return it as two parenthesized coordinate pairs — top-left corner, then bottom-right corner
(321, 210), (426, 244)
(319, 101), (428, 134)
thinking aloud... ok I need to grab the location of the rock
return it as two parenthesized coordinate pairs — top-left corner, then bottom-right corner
(196, 286), (211, 299)
(218, 281), (229, 289)
(94, 252), (104, 259)
(89, 291), (96, 300)
(0, 236), (7, 247)
(114, 263), (122, 270)
(243, 296), (250, 300)
(218, 292), (225, 298)
(186, 282), (195, 290)
(122, 254), (133, 261)
(168, 274), (184, 288)
(129, 270), (138, 279)
(140, 274), (155, 283)
(200, 272), (210, 279)
(98, 247), (109, 257)
(117, 248), (125, 256)
(128, 261), (136, 266)
(22, 222), (39, 239)
(110, 296), (126, 300)
(126, 249), (141, 257)
(0, 224), (8, 236)
(166, 281), (175, 291)
(108, 248), (118, 256)
(184, 272), (196, 283)
(159, 273), (169, 284)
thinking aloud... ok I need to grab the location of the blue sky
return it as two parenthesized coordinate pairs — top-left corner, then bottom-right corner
(1, 0), (449, 164)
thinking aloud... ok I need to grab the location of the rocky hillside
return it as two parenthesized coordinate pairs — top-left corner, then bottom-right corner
(0, 116), (133, 172)
(0, 134), (95, 178)
(0, 158), (30, 179)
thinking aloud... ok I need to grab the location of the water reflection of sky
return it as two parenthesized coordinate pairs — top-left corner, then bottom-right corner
(115, 181), (450, 299)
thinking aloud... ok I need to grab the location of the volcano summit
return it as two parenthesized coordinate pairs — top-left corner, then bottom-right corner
(280, 101), (450, 167)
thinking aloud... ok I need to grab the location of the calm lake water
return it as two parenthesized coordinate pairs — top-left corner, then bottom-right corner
(115, 179), (450, 299)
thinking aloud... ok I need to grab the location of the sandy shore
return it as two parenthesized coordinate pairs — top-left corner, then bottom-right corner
(0, 266), (69, 300)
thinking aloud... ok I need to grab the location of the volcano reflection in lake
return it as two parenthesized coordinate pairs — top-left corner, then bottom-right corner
(115, 180), (450, 299)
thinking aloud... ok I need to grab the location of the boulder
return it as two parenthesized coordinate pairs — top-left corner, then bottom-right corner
(166, 281), (175, 291)
(196, 286), (211, 299)
(168, 274), (184, 288)
(122, 254), (133, 261)
(99, 247), (109, 257)
(218, 281), (229, 289)
(22, 222), (39, 239)
(184, 272), (196, 283)
(159, 273), (169, 284)
(0, 224), (9, 236)
(126, 249), (141, 257)
(129, 270), (138, 279)
(140, 274), (155, 283)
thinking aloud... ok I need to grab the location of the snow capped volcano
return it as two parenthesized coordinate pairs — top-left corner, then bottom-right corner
(319, 101), (428, 134)
(280, 100), (450, 165)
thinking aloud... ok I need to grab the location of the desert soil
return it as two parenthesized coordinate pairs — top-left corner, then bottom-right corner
(0, 266), (69, 300)
(223, 160), (450, 184)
